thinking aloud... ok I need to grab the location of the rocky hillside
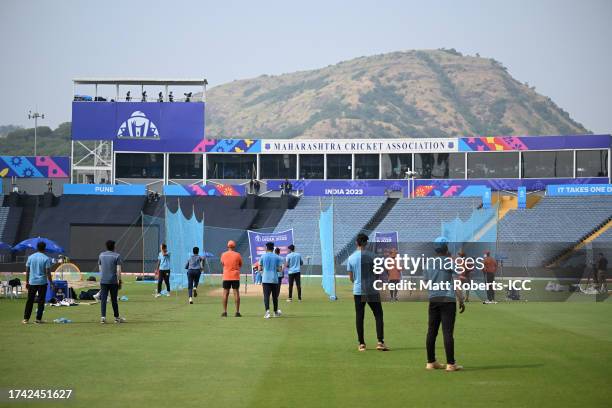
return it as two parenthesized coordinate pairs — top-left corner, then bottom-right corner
(205, 49), (588, 139)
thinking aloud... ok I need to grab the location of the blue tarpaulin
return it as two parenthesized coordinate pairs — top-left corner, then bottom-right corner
(319, 204), (336, 299)
(165, 205), (204, 290)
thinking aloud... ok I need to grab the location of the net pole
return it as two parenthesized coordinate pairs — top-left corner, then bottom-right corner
(141, 211), (145, 278)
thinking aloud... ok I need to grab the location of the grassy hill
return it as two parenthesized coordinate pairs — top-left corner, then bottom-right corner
(0, 49), (590, 155)
(206, 49), (588, 139)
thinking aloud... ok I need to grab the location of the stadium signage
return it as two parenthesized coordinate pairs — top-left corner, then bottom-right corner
(261, 138), (458, 154)
(546, 184), (612, 196)
(299, 180), (406, 196)
(63, 184), (146, 195)
(247, 229), (294, 266)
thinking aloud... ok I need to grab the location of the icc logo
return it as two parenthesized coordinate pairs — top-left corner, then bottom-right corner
(117, 111), (160, 139)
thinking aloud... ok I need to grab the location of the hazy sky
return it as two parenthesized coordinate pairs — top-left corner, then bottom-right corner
(1, 0), (610, 133)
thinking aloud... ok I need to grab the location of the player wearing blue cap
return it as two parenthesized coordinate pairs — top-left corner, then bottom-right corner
(424, 236), (465, 372)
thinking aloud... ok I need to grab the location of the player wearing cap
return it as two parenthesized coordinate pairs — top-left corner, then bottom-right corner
(424, 237), (465, 372)
(220, 240), (242, 317)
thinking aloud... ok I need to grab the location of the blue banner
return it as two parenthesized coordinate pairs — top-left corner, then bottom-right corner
(247, 229), (294, 267)
(268, 179), (406, 196)
(482, 188), (492, 209)
(71, 102), (205, 152)
(63, 184), (146, 196)
(517, 186), (527, 208)
(546, 184), (612, 196)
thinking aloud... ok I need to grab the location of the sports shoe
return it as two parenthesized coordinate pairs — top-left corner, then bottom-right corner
(425, 361), (445, 370)
(482, 300), (490, 304)
(100, 317), (106, 324)
(358, 344), (366, 352)
(93, 292), (101, 301)
(22, 319), (28, 324)
(154, 293), (162, 298)
(189, 297), (193, 304)
(274, 310), (282, 317)
(376, 342), (390, 351)
(235, 312), (242, 317)
(165, 292), (171, 297)
(114, 317), (126, 323)
(221, 312), (227, 317)
(286, 298), (292, 302)
(446, 364), (463, 372)
(193, 288), (198, 297)
(264, 310), (271, 319)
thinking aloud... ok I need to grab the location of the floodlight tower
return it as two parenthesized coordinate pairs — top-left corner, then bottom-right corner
(28, 109), (45, 156)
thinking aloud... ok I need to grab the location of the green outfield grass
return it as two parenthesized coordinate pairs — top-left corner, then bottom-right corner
(0, 276), (611, 408)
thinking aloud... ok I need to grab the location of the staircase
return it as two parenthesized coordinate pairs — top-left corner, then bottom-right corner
(335, 197), (399, 264)
(14, 195), (39, 244)
(547, 215), (612, 267)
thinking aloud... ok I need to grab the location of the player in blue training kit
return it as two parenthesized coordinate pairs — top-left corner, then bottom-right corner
(285, 244), (303, 302)
(259, 242), (283, 318)
(347, 233), (389, 352)
(22, 241), (53, 324)
(424, 237), (465, 372)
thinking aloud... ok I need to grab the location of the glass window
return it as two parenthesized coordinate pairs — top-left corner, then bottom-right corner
(576, 150), (608, 177)
(467, 152), (519, 179)
(381, 154), (412, 179)
(260, 154), (297, 179)
(116, 153), (163, 178)
(169, 154), (203, 179)
(521, 151), (573, 178)
(299, 154), (324, 179)
(327, 154), (352, 179)
(354, 154), (379, 179)
(206, 154), (256, 179)
(415, 153), (465, 179)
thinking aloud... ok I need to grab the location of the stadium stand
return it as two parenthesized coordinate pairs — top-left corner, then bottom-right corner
(0, 207), (23, 246)
(274, 196), (388, 264)
(30, 195), (148, 251)
(498, 196), (612, 267)
(377, 197), (482, 242)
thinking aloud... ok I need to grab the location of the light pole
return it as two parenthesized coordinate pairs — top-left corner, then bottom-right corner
(28, 110), (45, 156)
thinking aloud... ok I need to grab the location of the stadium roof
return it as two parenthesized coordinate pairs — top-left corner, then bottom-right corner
(73, 78), (207, 86)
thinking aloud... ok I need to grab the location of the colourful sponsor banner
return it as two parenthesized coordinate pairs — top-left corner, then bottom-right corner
(262, 138), (458, 154)
(459, 134), (611, 151)
(546, 184), (612, 196)
(247, 229), (294, 267)
(414, 183), (489, 197)
(163, 183), (246, 196)
(267, 179), (407, 196)
(63, 184), (146, 195)
(72, 102), (205, 152)
(0, 156), (69, 178)
(414, 177), (608, 194)
(196, 139), (261, 153)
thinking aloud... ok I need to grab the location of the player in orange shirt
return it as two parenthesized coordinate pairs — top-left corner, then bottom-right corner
(220, 240), (243, 317)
